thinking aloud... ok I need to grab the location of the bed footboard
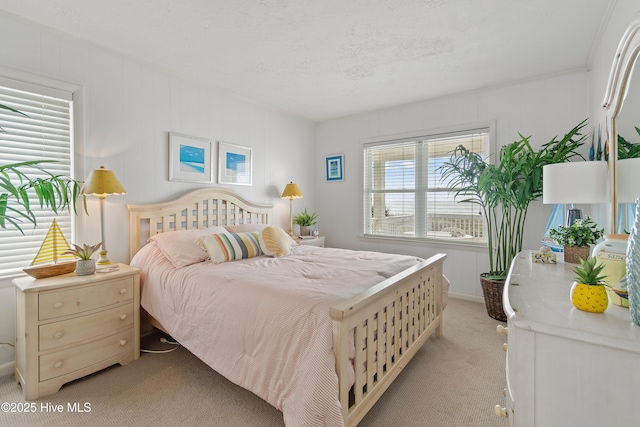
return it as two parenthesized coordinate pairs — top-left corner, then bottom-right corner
(329, 253), (446, 427)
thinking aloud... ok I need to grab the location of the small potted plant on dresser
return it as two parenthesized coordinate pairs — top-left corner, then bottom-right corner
(571, 256), (609, 313)
(63, 242), (102, 275)
(548, 216), (604, 264)
(293, 209), (318, 236)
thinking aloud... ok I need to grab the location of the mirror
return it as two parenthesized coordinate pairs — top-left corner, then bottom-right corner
(603, 14), (640, 232)
(616, 63), (640, 232)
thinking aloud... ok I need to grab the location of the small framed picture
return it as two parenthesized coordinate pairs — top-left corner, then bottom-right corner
(218, 141), (252, 186)
(168, 133), (213, 183)
(325, 154), (344, 182)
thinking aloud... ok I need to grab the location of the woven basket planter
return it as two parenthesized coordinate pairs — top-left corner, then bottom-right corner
(563, 245), (590, 264)
(480, 273), (507, 322)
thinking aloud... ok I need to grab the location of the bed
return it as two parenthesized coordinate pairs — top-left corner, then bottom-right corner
(128, 188), (447, 427)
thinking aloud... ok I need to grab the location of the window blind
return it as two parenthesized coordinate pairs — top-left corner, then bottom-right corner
(363, 127), (490, 241)
(0, 84), (73, 279)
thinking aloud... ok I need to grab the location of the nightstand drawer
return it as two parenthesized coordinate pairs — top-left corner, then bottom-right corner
(39, 329), (134, 382)
(39, 304), (134, 351)
(38, 277), (134, 320)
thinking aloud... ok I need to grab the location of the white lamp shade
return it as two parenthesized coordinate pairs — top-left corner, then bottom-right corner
(617, 158), (640, 203)
(543, 162), (609, 204)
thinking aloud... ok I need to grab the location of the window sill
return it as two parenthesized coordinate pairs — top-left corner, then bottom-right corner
(358, 234), (489, 252)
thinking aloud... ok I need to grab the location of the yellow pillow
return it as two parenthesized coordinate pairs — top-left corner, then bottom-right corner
(259, 226), (294, 257)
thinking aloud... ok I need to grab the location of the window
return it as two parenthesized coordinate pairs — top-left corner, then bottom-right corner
(363, 125), (492, 243)
(0, 82), (73, 279)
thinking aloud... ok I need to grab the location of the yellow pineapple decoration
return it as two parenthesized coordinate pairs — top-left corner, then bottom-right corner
(571, 257), (609, 313)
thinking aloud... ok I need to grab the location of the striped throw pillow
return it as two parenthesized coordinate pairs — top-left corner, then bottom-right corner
(197, 232), (263, 264)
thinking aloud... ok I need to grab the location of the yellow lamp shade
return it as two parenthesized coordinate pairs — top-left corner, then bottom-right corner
(281, 182), (303, 199)
(80, 166), (126, 198)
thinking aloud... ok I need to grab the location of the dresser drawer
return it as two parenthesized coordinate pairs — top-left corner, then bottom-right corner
(39, 329), (133, 382)
(39, 304), (134, 351)
(38, 277), (134, 320)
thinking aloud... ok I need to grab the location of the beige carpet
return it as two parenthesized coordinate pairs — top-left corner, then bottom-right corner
(0, 298), (506, 427)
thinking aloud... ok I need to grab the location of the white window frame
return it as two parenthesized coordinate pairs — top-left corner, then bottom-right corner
(0, 75), (76, 281)
(361, 121), (496, 246)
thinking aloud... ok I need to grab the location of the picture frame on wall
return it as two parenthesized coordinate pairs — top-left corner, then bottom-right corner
(168, 133), (214, 183)
(325, 154), (344, 182)
(218, 141), (252, 186)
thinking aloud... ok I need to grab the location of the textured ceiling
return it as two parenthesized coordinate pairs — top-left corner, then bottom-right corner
(0, 0), (615, 122)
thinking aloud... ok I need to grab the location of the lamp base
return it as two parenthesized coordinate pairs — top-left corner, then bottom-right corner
(97, 249), (111, 265)
(567, 208), (582, 226)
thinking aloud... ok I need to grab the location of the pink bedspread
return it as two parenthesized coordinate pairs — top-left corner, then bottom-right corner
(131, 243), (425, 426)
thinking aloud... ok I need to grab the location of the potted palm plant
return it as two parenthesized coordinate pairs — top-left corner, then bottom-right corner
(440, 120), (587, 321)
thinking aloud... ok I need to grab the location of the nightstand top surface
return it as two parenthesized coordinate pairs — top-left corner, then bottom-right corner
(12, 263), (139, 292)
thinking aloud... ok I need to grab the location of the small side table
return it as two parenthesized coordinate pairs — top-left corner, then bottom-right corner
(297, 236), (325, 247)
(13, 264), (140, 400)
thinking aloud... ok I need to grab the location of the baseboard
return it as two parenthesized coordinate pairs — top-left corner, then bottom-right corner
(448, 292), (485, 304)
(0, 361), (14, 379)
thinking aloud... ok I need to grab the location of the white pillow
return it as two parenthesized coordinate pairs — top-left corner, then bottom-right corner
(148, 226), (227, 268)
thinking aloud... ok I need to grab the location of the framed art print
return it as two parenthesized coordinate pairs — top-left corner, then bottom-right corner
(168, 133), (213, 183)
(218, 141), (252, 186)
(325, 154), (344, 182)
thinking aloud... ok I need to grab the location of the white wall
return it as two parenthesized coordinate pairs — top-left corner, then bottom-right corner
(315, 71), (591, 300)
(0, 12), (316, 373)
(589, 0), (639, 126)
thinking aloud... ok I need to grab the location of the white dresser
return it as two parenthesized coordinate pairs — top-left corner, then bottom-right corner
(13, 264), (140, 400)
(499, 251), (640, 426)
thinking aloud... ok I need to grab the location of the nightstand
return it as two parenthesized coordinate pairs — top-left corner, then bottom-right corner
(12, 264), (140, 400)
(297, 236), (325, 247)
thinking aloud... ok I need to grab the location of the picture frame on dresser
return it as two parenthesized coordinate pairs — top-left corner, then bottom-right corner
(168, 132), (214, 183)
(218, 141), (252, 186)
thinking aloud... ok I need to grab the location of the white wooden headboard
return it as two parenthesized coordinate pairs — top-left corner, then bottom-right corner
(127, 187), (273, 259)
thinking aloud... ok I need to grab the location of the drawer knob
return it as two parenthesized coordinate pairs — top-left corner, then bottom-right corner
(119, 288), (127, 295)
(503, 343), (508, 352)
(53, 302), (63, 309)
(503, 388), (507, 397)
(494, 405), (507, 418)
(496, 325), (508, 336)
(54, 361), (63, 369)
(54, 331), (64, 339)
(119, 314), (127, 321)
(119, 339), (127, 346)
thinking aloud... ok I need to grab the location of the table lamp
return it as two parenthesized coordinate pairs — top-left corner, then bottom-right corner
(542, 161), (608, 226)
(80, 166), (126, 264)
(616, 158), (640, 203)
(281, 182), (303, 237)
